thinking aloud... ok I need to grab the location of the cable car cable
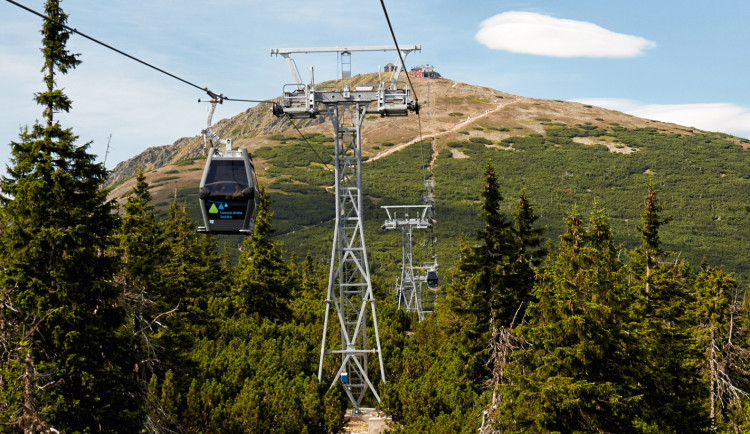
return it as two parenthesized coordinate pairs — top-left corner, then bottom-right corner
(379, 0), (418, 101)
(379, 0), (429, 188)
(225, 98), (275, 104)
(6, 0), (270, 104)
(288, 118), (334, 174)
(381, 0), (439, 290)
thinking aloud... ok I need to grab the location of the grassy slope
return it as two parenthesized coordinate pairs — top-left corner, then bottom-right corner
(265, 127), (750, 286)
(107, 76), (750, 287)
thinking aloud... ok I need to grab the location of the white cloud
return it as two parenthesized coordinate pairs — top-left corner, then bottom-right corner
(475, 12), (655, 58)
(573, 98), (750, 138)
(570, 98), (641, 113)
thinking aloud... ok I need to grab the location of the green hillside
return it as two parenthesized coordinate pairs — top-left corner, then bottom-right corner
(153, 125), (750, 292)
(109, 77), (750, 285)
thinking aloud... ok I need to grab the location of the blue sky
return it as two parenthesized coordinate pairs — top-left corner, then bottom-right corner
(2, 0), (750, 169)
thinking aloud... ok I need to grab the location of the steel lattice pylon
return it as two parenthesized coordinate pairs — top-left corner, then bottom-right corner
(318, 101), (386, 411)
(382, 205), (431, 320)
(272, 45), (419, 413)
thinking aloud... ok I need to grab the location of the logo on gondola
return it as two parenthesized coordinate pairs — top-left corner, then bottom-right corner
(208, 201), (229, 214)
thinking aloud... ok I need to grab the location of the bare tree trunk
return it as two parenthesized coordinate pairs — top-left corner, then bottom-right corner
(480, 315), (501, 434)
(705, 290), (750, 431)
(709, 328), (716, 428)
(22, 348), (47, 434)
(480, 305), (525, 434)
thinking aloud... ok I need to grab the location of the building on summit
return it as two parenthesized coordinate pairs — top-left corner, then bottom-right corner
(411, 64), (441, 78)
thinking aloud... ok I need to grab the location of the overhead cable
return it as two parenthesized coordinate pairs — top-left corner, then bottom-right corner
(379, 0), (428, 185)
(379, 0), (418, 102)
(225, 97), (276, 104)
(288, 119), (334, 174)
(5, 0), (271, 103)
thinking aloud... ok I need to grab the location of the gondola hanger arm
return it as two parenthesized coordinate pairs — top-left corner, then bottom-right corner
(198, 93), (233, 151)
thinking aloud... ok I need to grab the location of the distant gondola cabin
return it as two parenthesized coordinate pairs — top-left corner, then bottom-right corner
(426, 270), (438, 288)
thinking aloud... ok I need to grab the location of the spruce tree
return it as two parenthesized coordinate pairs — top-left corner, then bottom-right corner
(139, 201), (229, 431)
(442, 161), (543, 383)
(442, 161), (507, 380)
(693, 263), (750, 431)
(627, 181), (706, 432)
(115, 168), (164, 380)
(157, 201), (225, 361)
(0, 0), (142, 430)
(232, 184), (292, 321)
(481, 188), (547, 432)
(440, 234), (483, 345)
(117, 169), (162, 292)
(300, 253), (320, 300)
(290, 253), (326, 324)
(636, 178), (673, 295)
(514, 188), (546, 271)
(497, 206), (637, 432)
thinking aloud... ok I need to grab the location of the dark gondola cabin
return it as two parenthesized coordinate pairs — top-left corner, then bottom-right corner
(198, 147), (259, 234)
(426, 270), (438, 288)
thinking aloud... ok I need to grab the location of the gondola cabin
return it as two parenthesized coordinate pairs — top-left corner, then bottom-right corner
(198, 147), (259, 234)
(426, 270), (439, 288)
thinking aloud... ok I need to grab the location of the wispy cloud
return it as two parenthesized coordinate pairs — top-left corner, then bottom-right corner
(475, 12), (655, 58)
(574, 98), (750, 138)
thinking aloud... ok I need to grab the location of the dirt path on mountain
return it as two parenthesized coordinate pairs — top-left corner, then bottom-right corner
(368, 95), (524, 163)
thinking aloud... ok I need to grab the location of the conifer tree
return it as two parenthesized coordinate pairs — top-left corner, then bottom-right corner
(514, 188), (546, 272)
(156, 201), (225, 374)
(627, 181), (706, 432)
(301, 253), (320, 300)
(0, 1), (142, 430)
(481, 188), (547, 432)
(291, 253), (326, 324)
(442, 161), (543, 383)
(497, 206), (637, 432)
(288, 251), (302, 296)
(441, 234), (486, 369)
(636, 178), (673, 295)
(232, 184), (292, 321)
(117, 169), (162, 290)
(115, 168), (165, 380)
(442, 161), (507, 380)
(693, 263), (750, 431)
